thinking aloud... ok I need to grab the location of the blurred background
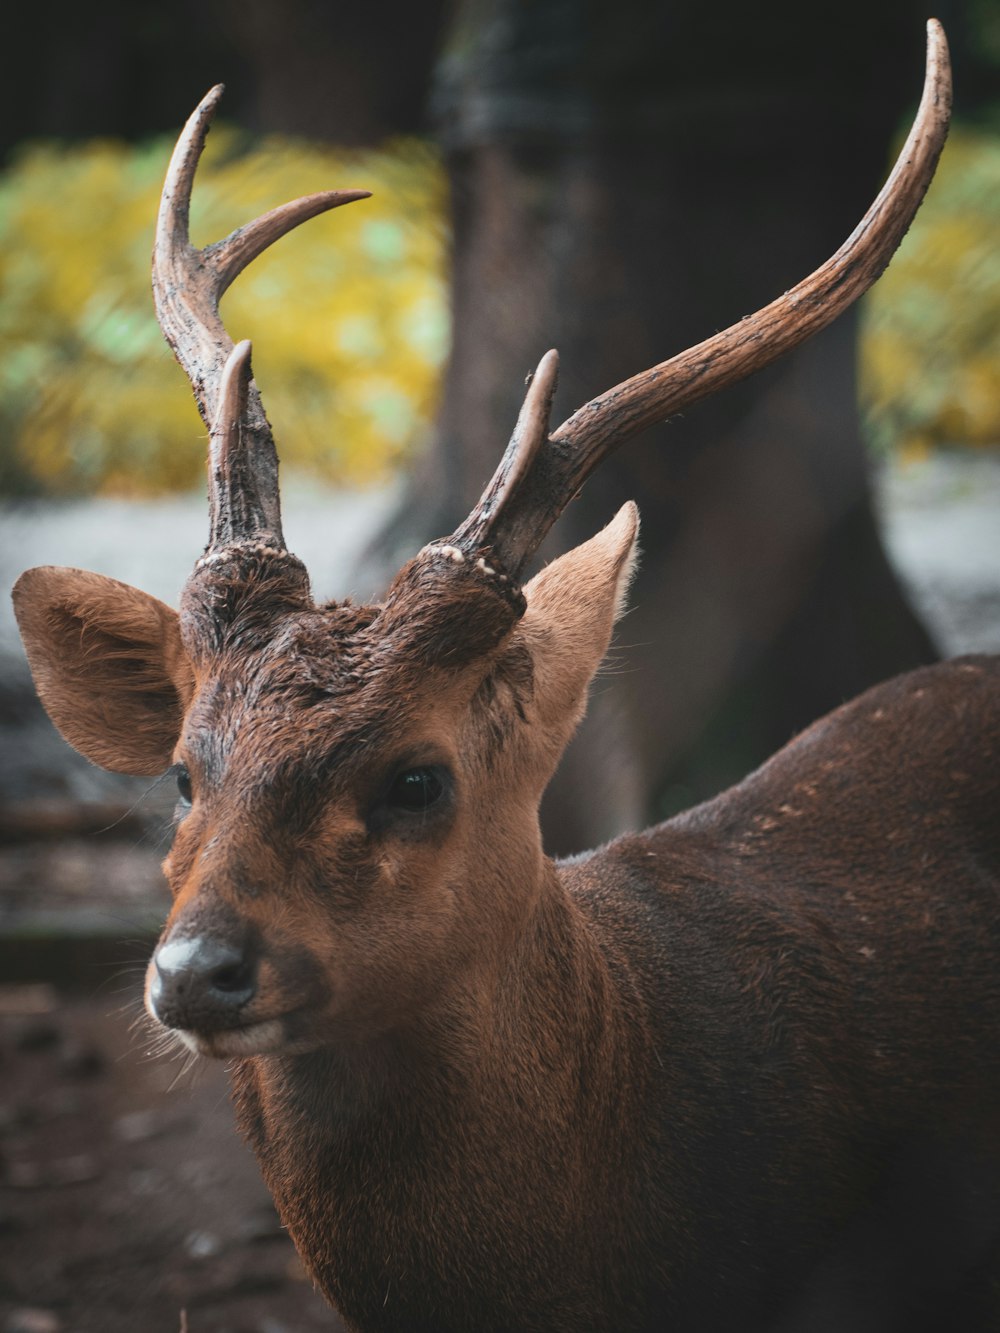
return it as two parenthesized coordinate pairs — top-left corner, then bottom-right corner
(0, 1), (998, 1330)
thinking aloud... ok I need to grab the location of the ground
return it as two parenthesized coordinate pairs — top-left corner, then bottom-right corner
(0, 452), (997, 1332)
(0, 989), (343, 1333)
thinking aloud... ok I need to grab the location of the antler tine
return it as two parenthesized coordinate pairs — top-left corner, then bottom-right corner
(153, 82), (227, 414)
(155, 85), (224, 264)
(152, 84), (370, 551)
(450, 349), (560, 553)
(458, 18), (951, 584)
(201, 339), (263, 551)
(207, 191), (372, 300)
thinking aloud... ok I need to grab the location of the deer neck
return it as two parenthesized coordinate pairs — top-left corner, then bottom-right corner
(230, 858), (642, 1327)
(229, 857), (641, 1311)
(235, 854), (628, 1125)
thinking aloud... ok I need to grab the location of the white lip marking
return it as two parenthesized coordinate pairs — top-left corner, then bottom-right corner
(175, 1018), (287, 1059)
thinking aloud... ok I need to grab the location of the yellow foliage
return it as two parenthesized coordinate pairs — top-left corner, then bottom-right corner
(0, 130), (449, 495)
(861, 125), (1000, 453)
(2, 121), (996, 496)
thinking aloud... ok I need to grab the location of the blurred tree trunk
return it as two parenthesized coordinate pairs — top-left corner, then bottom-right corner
(363, 0), (936, 854)
(0, 0), (448, 159)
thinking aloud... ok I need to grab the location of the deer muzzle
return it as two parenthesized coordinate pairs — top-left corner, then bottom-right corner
(147, 922), (286, 1057)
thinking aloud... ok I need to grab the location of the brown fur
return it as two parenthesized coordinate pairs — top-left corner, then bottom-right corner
(10, 40), (981, 1325)
(12, 500), (1000, 1330)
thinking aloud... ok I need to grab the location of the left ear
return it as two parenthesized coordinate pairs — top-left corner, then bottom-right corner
(12, 566), (193, 775)
(517, 502), (639, 735)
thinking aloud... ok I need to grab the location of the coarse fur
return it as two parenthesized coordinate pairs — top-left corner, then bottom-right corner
(11, 29), (1000, 1329)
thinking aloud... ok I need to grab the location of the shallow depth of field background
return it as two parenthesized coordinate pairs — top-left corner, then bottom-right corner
(0, 3), (998, 1331)
(0, 120), (997, 501)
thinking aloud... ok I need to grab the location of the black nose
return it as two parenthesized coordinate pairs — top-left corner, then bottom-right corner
(150, 932), (257, 1032)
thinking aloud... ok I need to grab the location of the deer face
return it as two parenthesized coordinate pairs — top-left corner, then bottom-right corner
(13, 508), (637, 1058)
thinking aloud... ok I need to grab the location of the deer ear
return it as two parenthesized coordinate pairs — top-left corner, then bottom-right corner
(12, 567), (193, 776)
(519, 503), (639, 730)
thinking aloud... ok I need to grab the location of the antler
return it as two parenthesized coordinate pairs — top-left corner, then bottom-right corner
(451, 18), (952, 584)
(153, 84), (370, 552)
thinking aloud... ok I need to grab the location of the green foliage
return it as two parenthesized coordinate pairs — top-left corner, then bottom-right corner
(0, 130), (448, 496)
(861, 125), (1000, 456)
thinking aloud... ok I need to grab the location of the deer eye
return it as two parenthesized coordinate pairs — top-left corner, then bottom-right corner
(175, 765), (193, 806)
(385, 766), (446, 813)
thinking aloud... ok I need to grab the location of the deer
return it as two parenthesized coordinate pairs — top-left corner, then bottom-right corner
(11, 19), (1000, 1332)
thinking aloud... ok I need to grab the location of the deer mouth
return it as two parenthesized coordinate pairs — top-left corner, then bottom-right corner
(172, 1011), (319, 1059)
(170, 1016), (282, 1058)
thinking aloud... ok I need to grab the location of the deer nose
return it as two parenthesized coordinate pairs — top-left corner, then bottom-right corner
(149, 932), (257, 1031)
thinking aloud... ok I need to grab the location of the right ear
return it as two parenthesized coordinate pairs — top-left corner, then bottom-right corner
(517, 502), (639, 736)
(12, 567), (193, 775)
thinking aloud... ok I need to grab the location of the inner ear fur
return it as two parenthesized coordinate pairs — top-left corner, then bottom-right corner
(12, 566), (193, 775)
(518, 502), (639, 732)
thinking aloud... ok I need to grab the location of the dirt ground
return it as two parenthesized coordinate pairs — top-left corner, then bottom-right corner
(0, 984), (346, 1333)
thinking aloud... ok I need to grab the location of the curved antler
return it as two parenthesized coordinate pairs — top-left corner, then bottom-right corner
(153, 84), (370, 552)
(453, 18), (952, 583)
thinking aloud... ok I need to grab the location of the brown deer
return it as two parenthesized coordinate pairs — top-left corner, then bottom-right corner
(12, 20), (1000, 1332)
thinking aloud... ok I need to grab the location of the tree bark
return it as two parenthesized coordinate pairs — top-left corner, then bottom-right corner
(362, 0), (937, 854)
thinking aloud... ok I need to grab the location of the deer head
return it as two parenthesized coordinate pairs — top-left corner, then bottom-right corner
(12, 23), (951, 1059)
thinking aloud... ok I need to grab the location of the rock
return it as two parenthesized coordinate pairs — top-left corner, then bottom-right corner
(0, 985), (58, 1016)
(234, 1204), (283, 1244)
(185, 1229), (223, 1260)
(5, 1154), (102, 1189)
(114, 1107), (189, 1142)
(3, 1308), (62, 1332)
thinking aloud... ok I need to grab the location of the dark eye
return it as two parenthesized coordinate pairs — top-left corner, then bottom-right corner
(385, 766), (445, 813)
(175, 765), (193, 805)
